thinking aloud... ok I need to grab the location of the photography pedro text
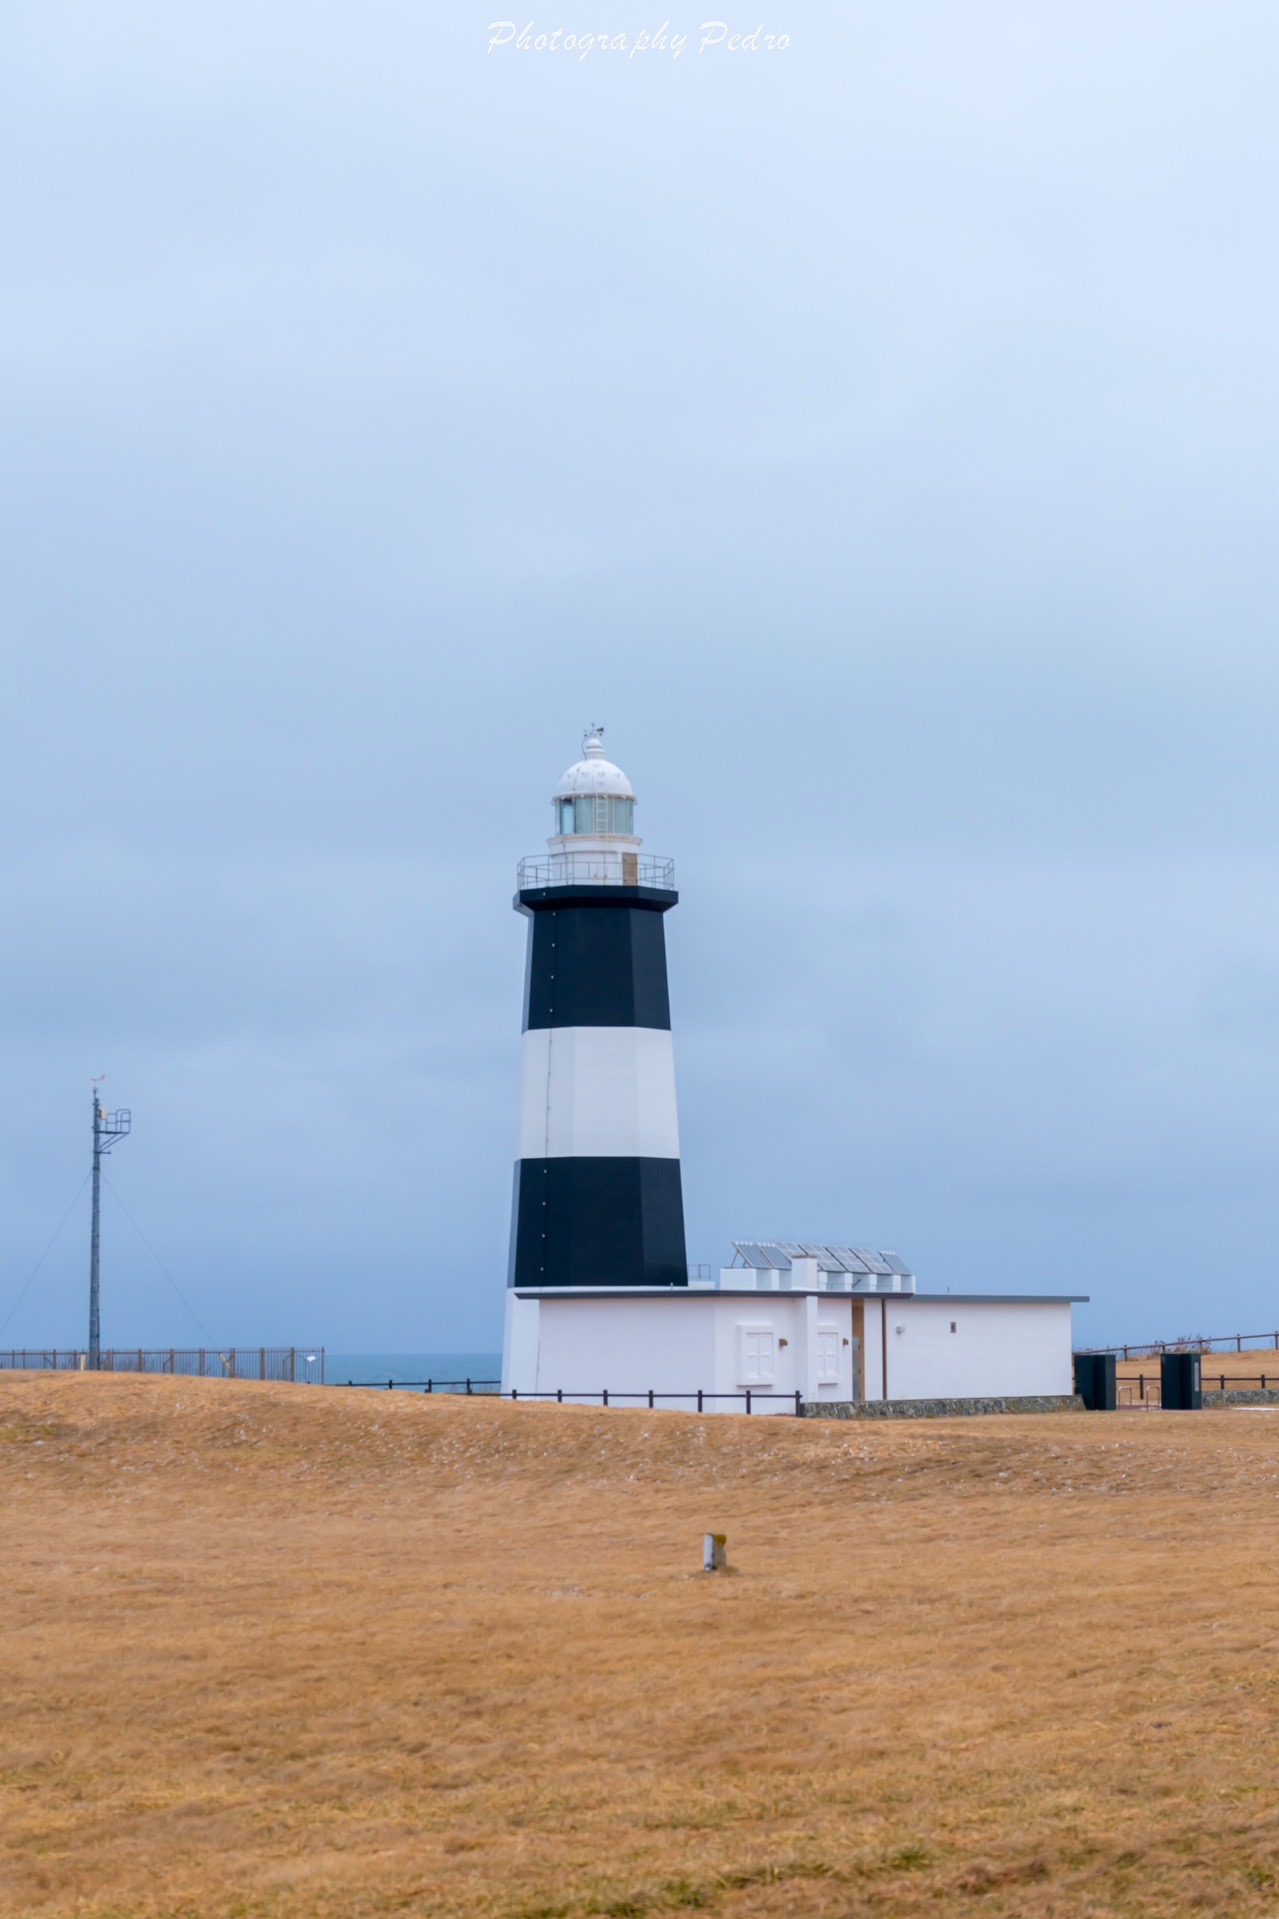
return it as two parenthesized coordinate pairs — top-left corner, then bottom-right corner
(487, 20), (791, 58)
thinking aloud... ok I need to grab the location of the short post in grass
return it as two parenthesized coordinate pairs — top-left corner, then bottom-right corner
(703, 1533), (727, 1573)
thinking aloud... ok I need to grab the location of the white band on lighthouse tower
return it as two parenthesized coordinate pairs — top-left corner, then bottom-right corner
(516, 1026), (681, 1162)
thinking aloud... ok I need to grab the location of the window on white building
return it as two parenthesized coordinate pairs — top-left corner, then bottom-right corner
(738, 1325), (775, 1385)
(816, 1327), (840, 1384)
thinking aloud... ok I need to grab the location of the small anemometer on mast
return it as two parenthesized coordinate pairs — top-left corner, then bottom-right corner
(89, 1080), (131, 1369)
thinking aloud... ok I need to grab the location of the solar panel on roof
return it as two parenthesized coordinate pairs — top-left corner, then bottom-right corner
(733, 1242), (799, 1270)
(815, 1245), (849, 1270)
(731, 1239), (913, 1275)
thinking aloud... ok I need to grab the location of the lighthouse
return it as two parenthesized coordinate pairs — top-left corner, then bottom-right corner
(508, 727), (688, 1290)
(501, 730), (1085, 1410)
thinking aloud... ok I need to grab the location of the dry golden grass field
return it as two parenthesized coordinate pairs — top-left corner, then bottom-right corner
(4, 1376), (1279, 1919)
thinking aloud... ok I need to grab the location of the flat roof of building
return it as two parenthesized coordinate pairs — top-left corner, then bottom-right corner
(514, 1287), (1090, 1304)
(911, 1292), (1090, 1304)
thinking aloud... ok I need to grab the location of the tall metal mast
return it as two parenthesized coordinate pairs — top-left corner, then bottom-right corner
(88, 1082), (131, 1369)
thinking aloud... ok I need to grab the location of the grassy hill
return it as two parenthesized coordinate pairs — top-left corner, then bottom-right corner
(3, 1374), (1278, 1917)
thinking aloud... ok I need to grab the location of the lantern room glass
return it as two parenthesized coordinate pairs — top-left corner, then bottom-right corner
(555, 795), (634, 836)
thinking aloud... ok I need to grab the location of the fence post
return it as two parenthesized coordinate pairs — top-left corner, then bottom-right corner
(1139, 1373), (1145, 1402)
(260, 1348), (266, 1381)
(512, 1388), (518, 1402)
(137, 1348), (143, 1374)
(795, 1390), (801, 1416)
(697, 1389), (703, 1412)
(388, 1379), (394, 1391)
(746, 1389), (752, 1415)
(466, 1377), (472, 1395)
(557, 1387), (563, 1403)
(603, 1389), (609, 1407)
(648, 1389), (654, 1409)
(1237, 1336), (1242, 1352)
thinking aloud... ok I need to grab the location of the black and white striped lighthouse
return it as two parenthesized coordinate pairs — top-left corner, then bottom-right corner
(509, 728), (688, 1290)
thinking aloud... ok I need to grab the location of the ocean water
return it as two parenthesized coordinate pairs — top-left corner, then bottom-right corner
(325, 1352), (501, 1390)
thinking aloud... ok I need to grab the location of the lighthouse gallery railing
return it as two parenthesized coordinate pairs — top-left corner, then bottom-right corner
(517, 852), (675, 889)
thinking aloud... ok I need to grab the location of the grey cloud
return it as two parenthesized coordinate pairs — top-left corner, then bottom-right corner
(2, 0), (1278, 1351)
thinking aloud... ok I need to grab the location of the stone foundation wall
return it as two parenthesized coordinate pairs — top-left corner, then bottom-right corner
(803, 1393), (1084, 1421)
(1203, 1388), (1279, 1408)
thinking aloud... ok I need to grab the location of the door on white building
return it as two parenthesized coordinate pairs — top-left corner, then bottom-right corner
(815, 1325), (840, 1388)
(738, 1325), (776, 1385)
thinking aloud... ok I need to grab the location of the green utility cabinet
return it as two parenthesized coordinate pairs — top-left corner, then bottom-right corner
(1073, 1352), (1116, 1411)
(1160, 1351), (1202, 1410)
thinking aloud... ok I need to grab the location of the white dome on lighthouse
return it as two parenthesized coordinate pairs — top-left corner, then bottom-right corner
(553, 726), (635, 801)
(549, 727), (639, 844)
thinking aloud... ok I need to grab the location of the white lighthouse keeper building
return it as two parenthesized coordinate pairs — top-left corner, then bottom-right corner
(502, 731), (1084, 1413)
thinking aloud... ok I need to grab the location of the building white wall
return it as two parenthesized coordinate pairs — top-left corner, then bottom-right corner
(711, 1294), (802, 1409)
(880, 1299), (1073, 1400)
(519, 1293), (718, 1402)
(863, 1298), (885, 1399)
(506, 1292), (859, 1412)
(504, 1291), (1075, 1408)
(501, 1290), (541, 1395)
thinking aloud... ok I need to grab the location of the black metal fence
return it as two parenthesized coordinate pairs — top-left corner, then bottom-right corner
(341, 1376), (500, 1394)
(1083, 1330), (1279, 1359)
(339, 1380), (804, 1413)
(1119, 1370), (1279, 1407)
(0, 1348), (325, 1382)
(508, 1389), (804, 1414)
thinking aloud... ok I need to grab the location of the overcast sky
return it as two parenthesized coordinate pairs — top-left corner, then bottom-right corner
(2, 1), (1277, 1353)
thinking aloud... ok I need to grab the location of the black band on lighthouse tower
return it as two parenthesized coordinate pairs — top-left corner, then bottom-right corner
(509, 734), (688, 1291)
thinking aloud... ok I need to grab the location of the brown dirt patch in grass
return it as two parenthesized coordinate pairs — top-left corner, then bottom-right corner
(2, 1374), (1278, 1917)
